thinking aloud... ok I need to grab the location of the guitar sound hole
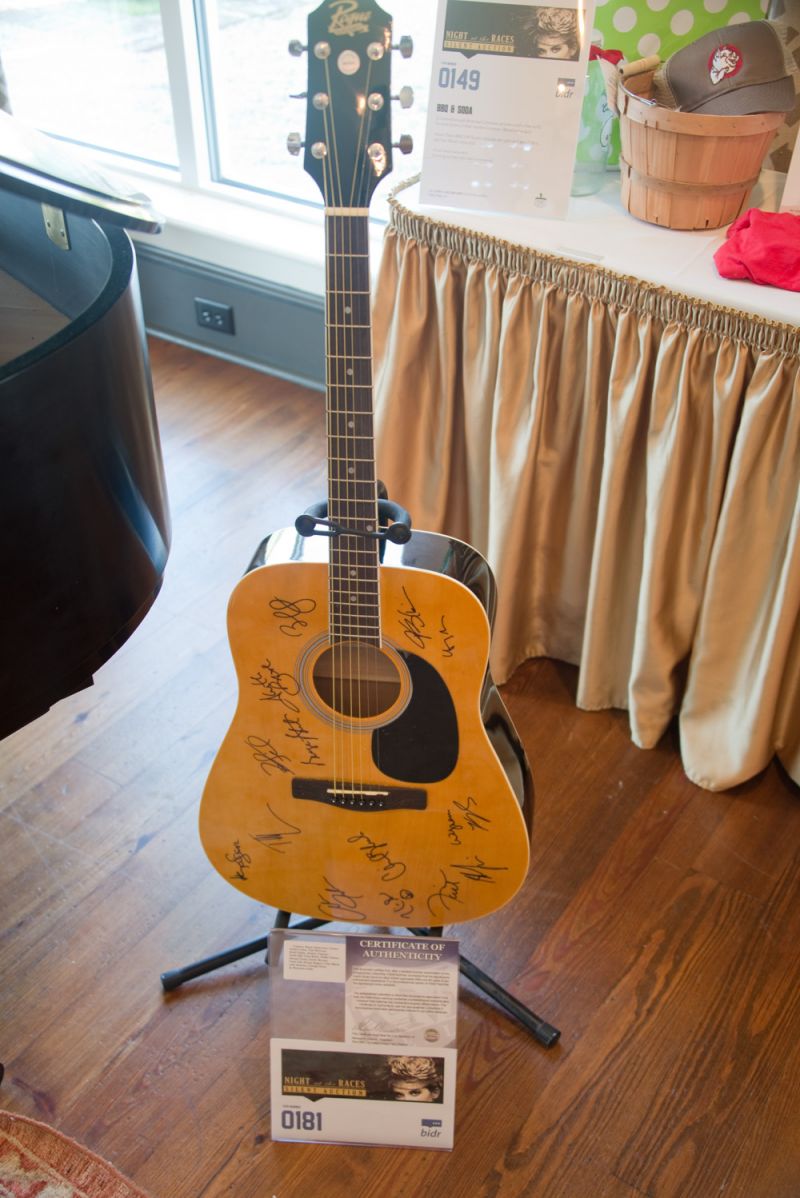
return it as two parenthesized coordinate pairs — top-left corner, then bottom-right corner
(312, 641), (402, 718)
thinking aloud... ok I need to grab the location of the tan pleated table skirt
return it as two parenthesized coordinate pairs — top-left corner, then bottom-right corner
(372, 180), (800, 793)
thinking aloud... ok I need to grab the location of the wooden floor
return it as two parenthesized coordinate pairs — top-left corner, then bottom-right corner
(2, 338), (799, 1198)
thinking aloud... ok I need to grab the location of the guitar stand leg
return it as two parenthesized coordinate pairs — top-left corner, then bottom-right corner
(161, 915), (560, 1048)
(410, 926), (560, 1049)
(159, 916), (327, 992)
(457, 954), (559, 1047)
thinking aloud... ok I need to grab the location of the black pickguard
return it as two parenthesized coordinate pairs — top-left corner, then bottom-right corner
(371, 650), (458, 783)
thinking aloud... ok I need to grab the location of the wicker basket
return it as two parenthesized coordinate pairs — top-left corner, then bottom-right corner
(618, 73), (786, 230)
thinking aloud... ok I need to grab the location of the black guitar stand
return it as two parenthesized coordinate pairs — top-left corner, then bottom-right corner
(160, 910), (560, 1048)
(162, 493), (560, 1049)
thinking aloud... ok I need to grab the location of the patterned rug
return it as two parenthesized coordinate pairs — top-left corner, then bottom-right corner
(0, 1111), (151, 1198)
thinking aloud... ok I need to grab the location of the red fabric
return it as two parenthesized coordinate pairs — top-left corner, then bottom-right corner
(590, 45), (623, 63)
(713, 208), (800, 292)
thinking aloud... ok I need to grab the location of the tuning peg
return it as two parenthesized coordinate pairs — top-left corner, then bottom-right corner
(286, 132), (304, 156)
(393, 86), (414, 109)
(289, 92), (308, 100)
(288, 39), (306, 56)
(392, 36), (413, 58)
(394, 135), (414, 155)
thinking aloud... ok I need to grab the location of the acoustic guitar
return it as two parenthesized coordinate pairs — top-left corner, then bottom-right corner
(199, 0), (533, 927)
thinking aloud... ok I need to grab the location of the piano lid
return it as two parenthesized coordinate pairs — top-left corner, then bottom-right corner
(0, 108), (163, 234)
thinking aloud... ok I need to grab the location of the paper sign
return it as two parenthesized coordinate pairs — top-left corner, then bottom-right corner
(421, 0), (593, 218)
(780, 137), (800, 214)
(345, 934), (459, 1047)
(271, 1039), (456, 1149)
(283, 938), (346, 984)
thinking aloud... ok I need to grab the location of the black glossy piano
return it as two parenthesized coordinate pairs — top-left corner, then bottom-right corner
(0, 112), (170, 738)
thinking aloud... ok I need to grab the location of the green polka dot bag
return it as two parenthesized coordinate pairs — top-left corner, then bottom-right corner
(592, 0), (769, 162)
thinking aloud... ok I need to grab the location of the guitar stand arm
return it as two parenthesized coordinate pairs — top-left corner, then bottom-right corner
(295, 497), (412, 544)
(160, 914), (560, 1049)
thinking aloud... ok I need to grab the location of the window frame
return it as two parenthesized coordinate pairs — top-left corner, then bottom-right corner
(122, 0), (402, 291)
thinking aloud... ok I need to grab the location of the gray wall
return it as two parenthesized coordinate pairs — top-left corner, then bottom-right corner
(134, 242), (325, 389)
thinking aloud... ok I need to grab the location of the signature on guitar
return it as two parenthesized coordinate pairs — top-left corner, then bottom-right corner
(448, 796), (492, 845)
(439, 615), (456, 658)
(245, 734), (294, 776)
(318, 876), (366, 922)
(282, 712), (323, 767)
(427, 869), (462, 918)
(347, 831), (407, 882)
(269, 596), (316, 637)
(250, 658), (301, 712)
(379, 888), (415, 918)
(250, 803), (303, 855)
(398, 587), (432, 651)
(226, 839), (251, 881)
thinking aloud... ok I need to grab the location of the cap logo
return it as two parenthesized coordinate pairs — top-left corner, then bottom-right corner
(708, 44), (743, 86)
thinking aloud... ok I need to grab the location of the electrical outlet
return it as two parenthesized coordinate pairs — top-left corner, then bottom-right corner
(194, 297), (235, 335)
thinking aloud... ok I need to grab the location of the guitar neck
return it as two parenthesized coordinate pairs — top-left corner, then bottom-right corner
(325, 210), (380, 644)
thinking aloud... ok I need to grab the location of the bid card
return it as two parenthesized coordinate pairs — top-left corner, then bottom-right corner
(271, 1039), (457, 1149)
(421, 0), (594, 217)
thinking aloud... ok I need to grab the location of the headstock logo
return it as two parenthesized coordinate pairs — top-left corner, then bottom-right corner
(329, 0), (371, 37)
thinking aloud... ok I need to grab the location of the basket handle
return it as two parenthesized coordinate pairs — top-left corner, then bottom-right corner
(616, 56), (660, 112)
(620, 54), (661, 80)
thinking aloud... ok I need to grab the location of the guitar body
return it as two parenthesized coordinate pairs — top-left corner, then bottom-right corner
(199, 526), (532, 927)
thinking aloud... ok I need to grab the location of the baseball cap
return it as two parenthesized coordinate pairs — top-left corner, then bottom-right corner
(652, 20), (795, 116)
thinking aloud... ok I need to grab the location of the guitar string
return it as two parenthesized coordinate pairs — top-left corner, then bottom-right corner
(323, 49), (384, 812)
(320, 74), (343, 806)
(361, 65), (384, 794)
(324, 57), (367, 806)
(347, 68), (369, 803)
(353, 62), (375, 800)
(323, 56), (356, 804)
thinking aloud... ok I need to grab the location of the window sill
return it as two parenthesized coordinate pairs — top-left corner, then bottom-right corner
(115, 167), (390, 297)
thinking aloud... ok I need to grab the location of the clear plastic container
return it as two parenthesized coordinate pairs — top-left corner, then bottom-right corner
(571, 58), (613, 196)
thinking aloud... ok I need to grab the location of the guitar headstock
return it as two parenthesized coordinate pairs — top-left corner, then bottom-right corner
(288, 1), (413, 209)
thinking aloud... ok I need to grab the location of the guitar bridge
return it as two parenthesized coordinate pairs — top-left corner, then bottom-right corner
(291, 779), (427, 812)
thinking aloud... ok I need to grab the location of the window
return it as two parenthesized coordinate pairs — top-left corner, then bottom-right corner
(1, 0), (434, 218)
(1, 0), (179, 169)
(198, 0), (433, 210)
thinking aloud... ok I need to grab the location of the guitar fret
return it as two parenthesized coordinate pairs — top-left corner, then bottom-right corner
(328, 491), (380, 500)
(330, 598), (381, 608)
(330, 615), (381, 624)
(330, 573), (379, 583)
(331, 568), (378, 576)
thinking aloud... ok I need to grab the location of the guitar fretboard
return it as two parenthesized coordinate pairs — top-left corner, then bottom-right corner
(325, 212), (380, 645)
